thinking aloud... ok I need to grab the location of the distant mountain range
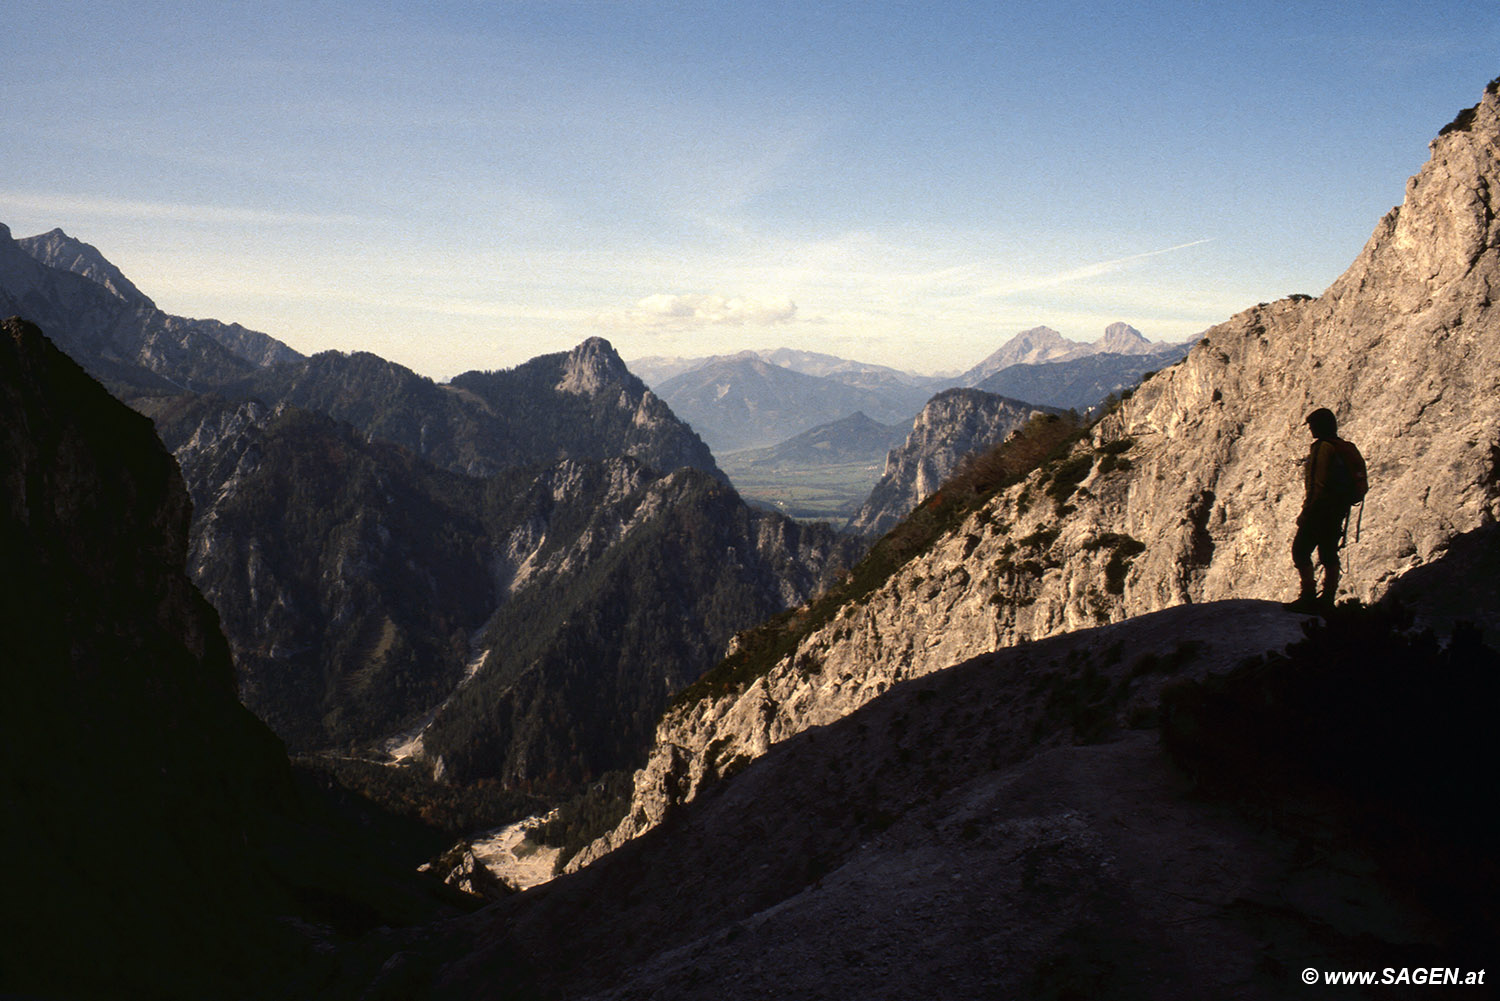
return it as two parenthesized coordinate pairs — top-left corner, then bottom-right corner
(632, 325), (1196, 458)
(632, 327), (1195, 527)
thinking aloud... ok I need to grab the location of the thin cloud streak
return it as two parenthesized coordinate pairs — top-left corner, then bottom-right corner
(0, 191), (366, 228)
(978, 240), (1215, 298)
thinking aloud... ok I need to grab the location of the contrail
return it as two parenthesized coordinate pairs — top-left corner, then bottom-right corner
(979, 238), (1214, 297)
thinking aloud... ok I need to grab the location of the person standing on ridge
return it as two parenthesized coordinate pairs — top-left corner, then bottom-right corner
(1284, 407), (1366, 614)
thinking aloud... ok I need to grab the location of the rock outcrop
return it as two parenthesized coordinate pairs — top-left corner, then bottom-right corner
(579, 77), (1500, 867)
(848, 388), (1055, 536)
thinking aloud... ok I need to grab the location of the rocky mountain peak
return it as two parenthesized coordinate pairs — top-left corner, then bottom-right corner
(846, 388), (1053, 537)
(1095, 321), (1152, 354)
(958, 325), (1084, 386)
(16, 227), (155, 310)
(557, 336), (632, 395)
(1327, 75), (1500, 309)
(989, 324), (1072, 364)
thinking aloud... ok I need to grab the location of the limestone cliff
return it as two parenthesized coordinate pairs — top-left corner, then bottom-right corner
(848, 388), (1055, 537)
(577, 77), (1500, 867)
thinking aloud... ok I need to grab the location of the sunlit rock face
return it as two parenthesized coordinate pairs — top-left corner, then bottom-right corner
(849, 388), (1055, 537)
(582, 78), (1500, 867)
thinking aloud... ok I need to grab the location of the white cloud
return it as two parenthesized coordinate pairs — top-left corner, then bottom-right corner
(605, 292), (797, 331)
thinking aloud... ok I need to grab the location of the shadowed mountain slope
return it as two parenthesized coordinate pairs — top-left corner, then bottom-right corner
(153, 391), (861, 801)
(419, 597), (1496, 1000)
(0, 317), (461, 1000)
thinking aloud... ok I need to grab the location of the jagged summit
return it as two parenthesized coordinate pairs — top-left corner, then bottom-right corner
(963, 325), (1076, 380)
(17, 227), (155, 309)
(556, 335), (633, 395)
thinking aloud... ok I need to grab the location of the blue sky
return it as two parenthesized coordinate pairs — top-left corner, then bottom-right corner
(3, 2), (1496, 379)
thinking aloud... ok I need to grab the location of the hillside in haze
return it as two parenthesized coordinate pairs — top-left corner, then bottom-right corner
(653, 350), (930, 454)
(717, 411), (909, 522)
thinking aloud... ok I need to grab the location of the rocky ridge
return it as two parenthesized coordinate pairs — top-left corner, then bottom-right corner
(576, 77), (1500, 868)
(153, 390), (860, 794)
(18, 227), (305, 369)
(228, 337), (721, 481)
(0, 223), (300, 392)
(847, 388), (1058, 537)
(16, 226), (155, 308)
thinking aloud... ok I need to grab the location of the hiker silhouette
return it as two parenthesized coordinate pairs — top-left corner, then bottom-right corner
(1284, 408), (1367, 614)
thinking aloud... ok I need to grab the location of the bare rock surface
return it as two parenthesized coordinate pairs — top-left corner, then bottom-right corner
(848, 388), (1054, 537)
(583, 77), (1500, 869)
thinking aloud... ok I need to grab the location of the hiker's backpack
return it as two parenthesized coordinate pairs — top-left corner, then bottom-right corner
(1327, 438), (1368, 506)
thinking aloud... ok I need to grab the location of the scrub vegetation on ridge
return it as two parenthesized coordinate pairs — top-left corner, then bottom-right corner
(673, 410), (1095, 710)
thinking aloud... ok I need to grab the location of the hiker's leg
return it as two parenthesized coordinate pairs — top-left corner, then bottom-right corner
(1287, 525), (1318, 605)
(1317, 526), (1341, 604)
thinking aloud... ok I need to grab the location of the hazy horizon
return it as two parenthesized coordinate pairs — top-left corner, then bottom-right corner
(4, 2), (1496, 380)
